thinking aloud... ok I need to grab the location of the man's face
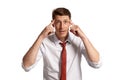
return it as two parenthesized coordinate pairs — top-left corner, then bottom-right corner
(53, 15), (71, 40)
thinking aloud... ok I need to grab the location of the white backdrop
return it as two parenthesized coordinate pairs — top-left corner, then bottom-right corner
(0, 0), (120, 80)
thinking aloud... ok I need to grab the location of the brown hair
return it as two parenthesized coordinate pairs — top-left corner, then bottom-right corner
(52, 7), (71, 19)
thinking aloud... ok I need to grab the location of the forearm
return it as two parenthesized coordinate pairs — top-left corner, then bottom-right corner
(70, 24), (100, 63)
(81, 35), (100, 63)
(22, 21), (54, 68)
(23, 34), (44, 68)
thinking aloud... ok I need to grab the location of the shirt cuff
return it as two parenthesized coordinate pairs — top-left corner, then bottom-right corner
(88, 57), (102, 68)
(22, 63), (35, 72)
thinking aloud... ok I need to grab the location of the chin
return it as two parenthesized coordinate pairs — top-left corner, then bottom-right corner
(60, 33), (68, 38)
(56, 31), (68, 38)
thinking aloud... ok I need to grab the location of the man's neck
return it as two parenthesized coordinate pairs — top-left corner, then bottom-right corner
(55, 33), (68, 42)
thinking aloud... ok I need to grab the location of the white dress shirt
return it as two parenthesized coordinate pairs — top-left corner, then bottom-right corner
(22, 32), (101, 80)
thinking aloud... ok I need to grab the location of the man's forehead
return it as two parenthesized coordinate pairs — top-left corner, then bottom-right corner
(55, 15), (70, 20)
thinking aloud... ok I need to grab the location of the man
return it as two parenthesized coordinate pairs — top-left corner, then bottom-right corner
(22, 7), (101, 80)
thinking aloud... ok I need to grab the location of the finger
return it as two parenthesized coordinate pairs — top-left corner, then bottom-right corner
(50, 20), (55, 27)
(70, 30), (76, 35)
(47, 27), (54, 35)
(70, 21), (76, 30)
(70, 21), (75, 26)
(47, 20), (54, 28)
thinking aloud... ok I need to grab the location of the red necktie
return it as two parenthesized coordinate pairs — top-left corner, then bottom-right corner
(60, 42), (66, 80)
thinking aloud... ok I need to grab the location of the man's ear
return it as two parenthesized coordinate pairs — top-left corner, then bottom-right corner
(70, 20), (72, 24)
(69, 20), (72, 27)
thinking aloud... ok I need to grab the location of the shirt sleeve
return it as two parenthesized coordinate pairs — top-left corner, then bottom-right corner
(80, 41), (102, 68)
(22, 43), (44, 72)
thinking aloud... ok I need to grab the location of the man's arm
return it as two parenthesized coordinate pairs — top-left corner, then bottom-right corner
(22, 21), (54, 68)
(70, 23), (100, 63)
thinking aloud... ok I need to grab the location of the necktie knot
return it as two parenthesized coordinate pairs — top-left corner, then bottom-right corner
(60, 42), (66, 47)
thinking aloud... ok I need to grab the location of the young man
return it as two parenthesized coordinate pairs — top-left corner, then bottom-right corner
(22, 7), (101, 80)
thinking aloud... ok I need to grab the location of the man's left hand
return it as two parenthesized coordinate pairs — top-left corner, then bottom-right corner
(70, 22), (86, 39)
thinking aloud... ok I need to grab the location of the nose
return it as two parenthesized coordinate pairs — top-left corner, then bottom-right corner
(60, 22), (64, 29)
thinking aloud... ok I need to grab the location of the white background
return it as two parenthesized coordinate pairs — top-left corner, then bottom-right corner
(0, 0), (120, 80)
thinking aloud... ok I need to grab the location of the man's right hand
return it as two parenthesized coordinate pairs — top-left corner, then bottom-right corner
(40, 20), (55, 39)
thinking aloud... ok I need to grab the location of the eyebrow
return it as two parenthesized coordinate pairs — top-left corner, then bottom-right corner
(55, 19), (70, 22)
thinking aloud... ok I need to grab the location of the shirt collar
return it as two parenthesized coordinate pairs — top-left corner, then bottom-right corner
(53, 32), (74, 45)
